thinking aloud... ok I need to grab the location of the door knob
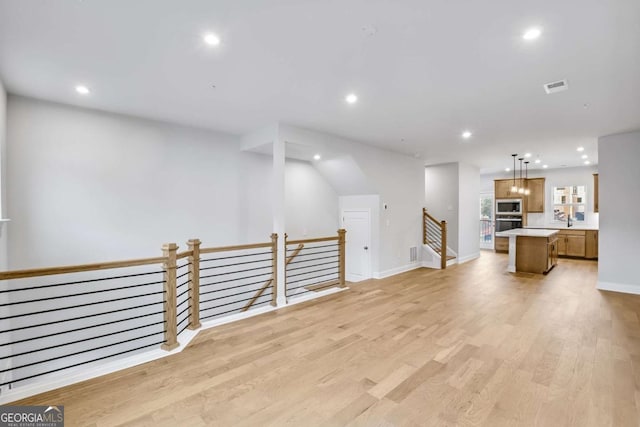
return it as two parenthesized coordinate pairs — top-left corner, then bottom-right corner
(364, 246), (368, 250)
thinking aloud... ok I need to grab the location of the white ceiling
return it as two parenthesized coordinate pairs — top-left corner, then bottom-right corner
(1, 0), (639, 173)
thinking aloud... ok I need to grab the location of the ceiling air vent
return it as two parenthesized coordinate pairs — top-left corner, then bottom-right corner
(544, 79), (568, 94)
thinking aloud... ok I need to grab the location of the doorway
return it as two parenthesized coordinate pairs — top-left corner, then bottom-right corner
(480, 193), (494, 249)
(341, 210), (372, 282)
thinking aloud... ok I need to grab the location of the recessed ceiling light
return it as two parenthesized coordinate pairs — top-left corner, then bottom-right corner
(461, 131), (472, 139)
(203, 33), (221, 46)
(523, 27), (542, 41)
(75, 85), (90, 95)
(345, 93), (358, 104)
(505, 168), (511, 172)
(524, 153), (532, 158)
(581, 154), (588, 159)
(534, 159), (541, 164)
(543, 164), (549, 169)
(577, 146), (584, 152)
(584, 160), (591, 165)
(313, 154), (321, 161)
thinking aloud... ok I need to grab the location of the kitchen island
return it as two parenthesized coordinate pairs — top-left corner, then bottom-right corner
(495, 228), (559, 274)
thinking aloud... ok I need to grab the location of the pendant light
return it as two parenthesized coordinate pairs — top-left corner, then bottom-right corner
(518, 158), (525, 194)
(510, 154), (518, 192)
(524, 161), (530, 195)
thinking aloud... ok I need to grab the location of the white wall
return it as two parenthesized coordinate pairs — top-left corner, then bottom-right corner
(5, 97), (338, 269)
(425, 162), (480, 262)
(481, 165), (599, 227)
(285, 159), (339, 240)
(458, 163), (480, 262)
(425, 163), (459, 253)
(597, 130), (640, 293)
(279, 124), (424, 275)
(0, 76), (10, 389)
(0, 78), (7, 270)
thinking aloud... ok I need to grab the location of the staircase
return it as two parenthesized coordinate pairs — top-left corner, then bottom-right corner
(422, 208), (456, 269)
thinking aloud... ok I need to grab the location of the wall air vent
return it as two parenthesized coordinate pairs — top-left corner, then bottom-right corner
(410, 246), (418, 262)
(544, 79), (569, 94)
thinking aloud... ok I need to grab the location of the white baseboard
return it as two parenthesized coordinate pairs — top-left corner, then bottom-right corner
(373, 263), (421, 279)
(597, 281), (640, 295)
(457, 252), (480, 264)
(421, 260), (439, 269)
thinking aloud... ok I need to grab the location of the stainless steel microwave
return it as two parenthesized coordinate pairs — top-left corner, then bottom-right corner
(496, 199), (522, 215)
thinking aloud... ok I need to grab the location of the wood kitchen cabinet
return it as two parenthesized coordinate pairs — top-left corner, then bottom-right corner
(557, 234), (567, 255)
(515, 234), (558, 274)
(548, 238), (558, 271)
(556, 229), (586, 257)
(495, 236), (509, 252)
(585, 230), (598, 259)
(566, 234), (586, 257)
(495, 179), (515, 199)
(526, 178), (545, 213)
(593, 174), (599, 213)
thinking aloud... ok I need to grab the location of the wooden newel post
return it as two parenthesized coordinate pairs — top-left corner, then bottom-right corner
(283, 233), (288, 299)
(187, 239), (202, 330)
(338, 229), (346, 287)
(270, 233), (278, 307)
(422, 208), (427, 244)
(161, 243), (180, 351)
(440, 221), (447, 270)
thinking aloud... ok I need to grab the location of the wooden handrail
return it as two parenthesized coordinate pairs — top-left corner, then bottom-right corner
(286, 244), (305, 265)
(423, 208), (448, 269)
(0, 256), (167, 281)
(286, 236), (339, 245)
(305, 279), (340, 292)
(199, 241), (272, 254)
(242, 235), (288, 312)
(423, 209), (441, 226)
(242, 278), (273, 312)
(176, 250), (193, 260)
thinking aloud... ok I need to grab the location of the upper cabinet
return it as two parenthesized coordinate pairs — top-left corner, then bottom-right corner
(495, 179), (515, 199)
(593, 173), (599, 213)
(494, 178), (544, 212)
(526, 178), (545, 213)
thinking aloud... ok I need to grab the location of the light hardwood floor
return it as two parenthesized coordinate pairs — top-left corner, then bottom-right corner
(14, 252), (640, 426)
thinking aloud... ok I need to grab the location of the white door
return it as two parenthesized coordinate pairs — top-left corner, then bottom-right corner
(342, 210), (372, 282)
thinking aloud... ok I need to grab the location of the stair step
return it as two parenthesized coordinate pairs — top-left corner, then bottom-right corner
(446, 255), (456, 261)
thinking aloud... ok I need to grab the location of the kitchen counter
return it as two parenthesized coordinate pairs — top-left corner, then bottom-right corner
(524, 224), (599, 230)
(496, 229), (559, 238)
(495, 228), (559, 273)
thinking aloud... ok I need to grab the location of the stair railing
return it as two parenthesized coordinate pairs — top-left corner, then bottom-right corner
(423, 208), (448, 269)
(284, 229), (346, 299)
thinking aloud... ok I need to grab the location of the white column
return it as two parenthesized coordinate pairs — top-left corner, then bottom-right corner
(507, 235), (517, 273)
(273, 125), (287, 306)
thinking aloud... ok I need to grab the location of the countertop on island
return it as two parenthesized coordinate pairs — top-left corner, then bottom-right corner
(496, 228), (559, 238)
(524, 225), (599, 231)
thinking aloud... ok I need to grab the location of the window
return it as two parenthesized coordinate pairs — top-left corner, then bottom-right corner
(553, 185), (586, 222)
